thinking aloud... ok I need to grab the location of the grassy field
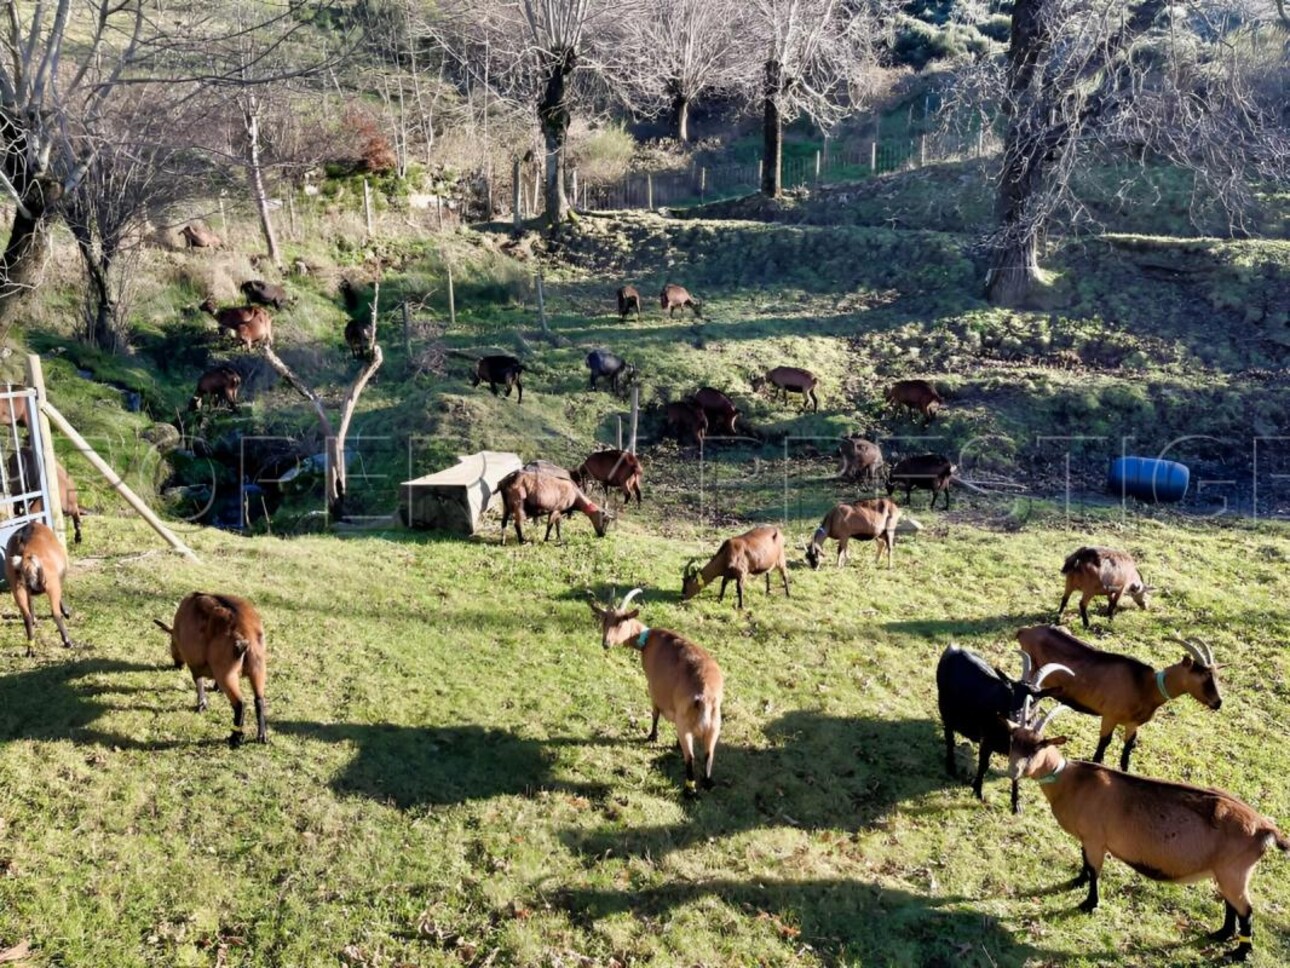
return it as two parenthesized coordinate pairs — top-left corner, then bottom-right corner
(0, 501), (1287, 967)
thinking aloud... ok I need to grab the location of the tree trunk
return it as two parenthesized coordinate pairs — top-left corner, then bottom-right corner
(673, 93), (690, 143)
(82, 257), (118, 351)
(0, 178), (60, 333)
(762, 59), (783, 198)
(243, 98), (283, 270)
(537, 47), (576, 231)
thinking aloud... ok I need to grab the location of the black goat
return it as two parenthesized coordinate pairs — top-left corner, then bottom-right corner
(586, 349), (635, 395)
(888, 453), (956, 510)
(470, 355), (526, 403)
(936, 645), (1069, 814)
(240, 280), (288, 310)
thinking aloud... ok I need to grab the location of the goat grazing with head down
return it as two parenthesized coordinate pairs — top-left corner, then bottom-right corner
(887, 453), (956, 510)
(1008, 703), (1287, 962)
(616, 285), (642, 320)
(5, 522), (73, 655)
(590, 588), (724, 796)
(805, 497), (900, 570)
(936, 646), (1071, 813)
(571, 449), (642, 507)
(838, 435), (883, 484)
(1058, 547), (1153, 628)
(682, 525), (789, 609)
(200, 298), (273, 349)
(1016, 624), (1222, 772)
(752, 366), (819, 412)
(886, 379), (943, 423)
(155, 592), (268, 747)
(498, 467), (613, 544)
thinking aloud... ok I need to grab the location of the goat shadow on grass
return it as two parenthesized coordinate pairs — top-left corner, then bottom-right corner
(552, 877), (1071, 968)
(883, 614), (1056, 643)
(275, 720), (610, 810)
(562, 710), (949, 862)
(559, 584), (687, 608)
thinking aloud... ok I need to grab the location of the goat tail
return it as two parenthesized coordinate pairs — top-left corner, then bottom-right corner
(1060, 548), (1089, 574)
(694, 695), (712, 733)
(153, 619), (173, 635)
(1267, 827), (1290, 852)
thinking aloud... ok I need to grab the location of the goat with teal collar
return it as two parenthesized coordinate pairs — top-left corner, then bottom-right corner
(589, 588), (724, 796)
(1016, 624), (1222, 772)
(1007, 704), (1287, 964)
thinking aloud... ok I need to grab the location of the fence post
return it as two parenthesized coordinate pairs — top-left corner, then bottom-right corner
(512, 159), (522, 230)
(571, 168), (579, 210)
(977, 127), (984, 158)
(870, 141), (877, 173)
(25, 355), (65, 548)
(628, 386), (639, 454)
(700, 167), (707, 200)
(616, 416), (623, 451)
(219, 197), (227, 236)
(535, 270), (548, 337)
(814, 150), (821, 182)
(446, 264), (456, 327)
(920, 135), (927, 167)
(823, 133), (830, 168)
(363, 179), (373, 237)
(646, 173), (654, 211)
(402, 300), (412, 361)
(287, 192), (297, 240)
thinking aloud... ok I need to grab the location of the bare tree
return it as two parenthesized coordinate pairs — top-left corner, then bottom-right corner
(619, 0), (750, 142)
(746, 0), (889, 197)
(979, 0), (1290, 305)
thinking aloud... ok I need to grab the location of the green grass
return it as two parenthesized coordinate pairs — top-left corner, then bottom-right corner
(1, 503), (1288, 967)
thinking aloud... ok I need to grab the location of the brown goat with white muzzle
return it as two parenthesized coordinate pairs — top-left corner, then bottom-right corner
(682, 525), (789, 608)
(1008, 703), (1287, 962)
(154, 592), (268, 747)
(1016, 624), (1222, 772)
(590, 588), (724, 796)
(1058, 546), (1153, 628)
(498, 467), (613, 544)
(804, 497), (900, 570)
(5, 522), (73, 655)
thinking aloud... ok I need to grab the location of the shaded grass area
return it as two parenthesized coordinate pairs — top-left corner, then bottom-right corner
(0, 508), (1287, 966)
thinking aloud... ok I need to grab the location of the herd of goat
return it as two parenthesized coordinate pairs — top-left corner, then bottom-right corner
(2, 269), (1285, 963)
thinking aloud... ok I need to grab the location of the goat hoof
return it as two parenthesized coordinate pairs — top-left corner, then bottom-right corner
(683, 780), (699, 799)
(1078, 898), (1098, 914)
(1209, 926), (1236, 943)
(701, 776), (714, 791)
(1224, 946), (1251, 964)
(228, 732), (245, 749)
(645, 731), (658, 743)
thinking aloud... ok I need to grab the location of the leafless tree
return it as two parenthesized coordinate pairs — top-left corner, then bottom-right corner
(745, 0), (890, 197)
(975, 0), (1290, 305)
(618, 0), (751, 142)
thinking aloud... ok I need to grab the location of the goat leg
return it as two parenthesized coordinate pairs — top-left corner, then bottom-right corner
(735, 578), (744, 610)
(1230, 909), (1253, 962)
(1119, 730), (1139, 772)
(1092, 729), (1114, 764)
(942, 725), (958, 778)
(647, 708), (660, 743)
(972, 743), (990, 801)
(1057, 592), (1071, 621)
(1079, 595), (1092, 628)
(193, 675), (208, 713)
(1077, 848), (1101, 912)
(1210, 902), (1239, 942)
(254, 695), (268, 744)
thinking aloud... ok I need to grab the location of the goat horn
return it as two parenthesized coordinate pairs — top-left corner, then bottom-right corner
(619, 587), (644, 611)
(1172, 634), (1210, 667)
(1034, 703), (1068, 735)
(1018, 649), (1033, 683)
(1197, 638), (1215, 667)
(1032, 663), (1073, 689)
(1022, 693), (1034, 728)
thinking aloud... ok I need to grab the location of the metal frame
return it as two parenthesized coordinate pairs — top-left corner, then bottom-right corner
(0, 384), (56, 552)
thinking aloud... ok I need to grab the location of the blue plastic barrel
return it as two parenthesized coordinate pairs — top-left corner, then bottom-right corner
(1107, 457), (1190, 503)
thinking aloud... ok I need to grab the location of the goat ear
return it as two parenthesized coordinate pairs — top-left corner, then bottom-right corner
(625, 609), (640, 620)
(1180, 654), (1193, 667)
(993, 666), (1013, 683)
(1043, 736), (1069, 747)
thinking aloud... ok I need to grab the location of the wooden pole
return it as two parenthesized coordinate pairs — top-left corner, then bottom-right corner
(700, 167), (706, 200)
(364, 179), (374, 237)
(512, 158), (522, 230)
(571, 168), (579, 210)
(628, 386), (639, 454)
(535, 271), (548, 336)
(40, 399), (198, 561)
(446, 264), (456, 327)
(646, 173), (653, 211)
(25, 355), (65, 547)
(616, 416), (623, 451)
(920, 135), (927, 167)
(814, 150), (821, 181)
(870, 141), (877, 173)
(287, 192), (297, 240)
(402, 300), (412, 361)
(219, 197), (227, 235)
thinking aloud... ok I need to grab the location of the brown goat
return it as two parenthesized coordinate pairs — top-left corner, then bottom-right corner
(1016, 624), (1222, 772)
(690, 387), (739, 435)
(1059, 547), (1153, 628)
(886, 379), (943, 423)
(664, 400), (708, 446)
(155, 593), (268, 747)
(1008, 705), (1287, 962)
(498, 468), (613, 544)
(189, 366), (242, 412)
(344, 315), (376, 360)
(660, 283), (702, 319)
(887, 453), (956, 510)
(805, 497), (900, 570)
(180, 223), (221, 248)
(838, 435), (883, 483)
(682, 525), (789, 608)
(590, 588), (724, 796)
(571, 449), (643, 506)
(616, 285), (642, 320)
(5, 522), (73, 655)
(0, 392), (29, 427)
(752, 366), (819, 412)
(6, 448), (84, 544)
(200, 299), (274, 349)
(240, 279), (288, 309)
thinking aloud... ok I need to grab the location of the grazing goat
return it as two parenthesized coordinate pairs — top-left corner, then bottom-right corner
(752, 366), (819, 412)
(690, 387), (739, 436)
(345, 315), (376, 360)
(660, 283), (702, 319)
(1016, 624), (1222, 771)
(936, 646), (1070, 813)
(572, 449), (642, 506)
(498, 467), (612, 543)
(585, 349), (636, 395)
(1008, 705), (1287, 962)
(180, 223), (221, 248)
(805, 497), (900, 570)
(5, 522), (73, 655)
(616, 285), (642, 320)
(838, 435), (883, 484)
(6, 448), (84, 544)
(886, 379), (943, 423)
(664, 400), (707, 446)
(682, 525), (789, 608)
(155, 592), (268, 747)
(470, 355), (525, 403)
(590, 588), (724, 796)
(888, 453), (955, 510)
(200, 299), (274, 349)
(240, 280), (288, 309)
(1058, 547), (1153, 628)
(189, 366), (242, 412)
